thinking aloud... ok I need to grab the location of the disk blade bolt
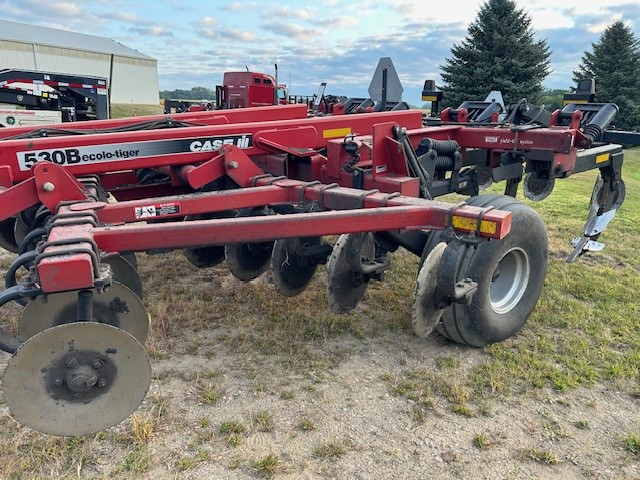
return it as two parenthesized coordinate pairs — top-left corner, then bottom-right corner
(65, 364), (98, 394)
(65, 357), (79, 368)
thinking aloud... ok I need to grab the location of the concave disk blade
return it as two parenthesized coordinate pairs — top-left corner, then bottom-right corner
(184, 245), (226, 268)
(19, 282), (149, 344)
(4, 322), (151, 436)
(523, 172), (555, 201)
(120, 251), (138, 270)
(271, 237), (320, 297)
(412, 242), (447, 338)
(225, 207), (274, 281)
(183, 213), (233, 268)
(226, 241), (273, 281)
(103, 254), (143, 298)
(326, 233), (374, 313)
(0, 216), (18, 253)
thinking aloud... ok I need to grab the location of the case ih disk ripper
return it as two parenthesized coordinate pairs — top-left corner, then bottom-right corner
(0, 93), (630, 436)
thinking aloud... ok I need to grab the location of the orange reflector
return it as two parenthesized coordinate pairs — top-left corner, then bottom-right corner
(451, 216), (498, 235)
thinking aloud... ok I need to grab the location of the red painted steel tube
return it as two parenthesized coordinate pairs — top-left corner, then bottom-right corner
(92, 202), (510, 254)
(95, 186), (290, 224)
(0, 110), (423, 183)
(0, 104), (310, 140)
(405, 125), (577, 154)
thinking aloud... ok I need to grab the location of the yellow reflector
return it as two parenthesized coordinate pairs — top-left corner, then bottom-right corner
(323, 127), (352, 139)
(595, 153), (610, 164)
(451, 216), (497, 235)
(422, 95), (438, 101)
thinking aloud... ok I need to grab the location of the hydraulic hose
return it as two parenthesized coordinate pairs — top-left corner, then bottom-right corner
(5, 250), (37, 306)
(0, 285), (25, 353)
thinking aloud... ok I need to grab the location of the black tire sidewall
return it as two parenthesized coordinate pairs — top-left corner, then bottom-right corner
(448, 201), (548, 346)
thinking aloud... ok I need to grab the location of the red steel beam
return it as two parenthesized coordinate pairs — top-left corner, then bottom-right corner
(0, 110), (423, 184)
(0, 104), (310, 140)
(92, 203), (510, 254)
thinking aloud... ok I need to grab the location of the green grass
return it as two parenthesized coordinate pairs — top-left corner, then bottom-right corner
(387, 149), (640, 408)
(313, 438), (350, 459)
(522, 447), (560, 465)
(110, 103), (164, 118)
(624, 432), (640, 457)
(298, 418), (316, 431)
(253, 454), (281, 477)
(471, 151), (640, 397)
(473, 433), (502, 450)
(253, 411), (274, 432)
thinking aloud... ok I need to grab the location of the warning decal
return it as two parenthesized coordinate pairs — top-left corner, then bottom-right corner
(134, 202), (180, 219)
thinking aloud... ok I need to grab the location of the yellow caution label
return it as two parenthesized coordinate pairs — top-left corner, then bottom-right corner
(422, 95), (438, 101)
(595, 153), (610, 164)
(452, 216), (497, 235)
(323, 127), (352, 139)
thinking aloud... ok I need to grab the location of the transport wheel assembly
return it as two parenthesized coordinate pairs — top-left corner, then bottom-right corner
(421, 194), (548, 347)
(4, 322), (151, 436)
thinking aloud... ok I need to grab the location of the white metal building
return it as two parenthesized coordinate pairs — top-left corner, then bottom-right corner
(0, 20), (159, 105)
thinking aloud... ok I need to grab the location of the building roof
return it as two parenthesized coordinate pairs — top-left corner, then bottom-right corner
(0, 20), (156, 61)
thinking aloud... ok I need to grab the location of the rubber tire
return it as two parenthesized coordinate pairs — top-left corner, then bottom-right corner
(421, 194), (548, 347)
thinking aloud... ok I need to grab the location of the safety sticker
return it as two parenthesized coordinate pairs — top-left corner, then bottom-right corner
(134, 202), (180, 219)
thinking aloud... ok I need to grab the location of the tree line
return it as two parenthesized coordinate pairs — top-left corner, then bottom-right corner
(440, 0), (640, 130)
(159, 87), (216, 101)
(161, 1), (640, 130)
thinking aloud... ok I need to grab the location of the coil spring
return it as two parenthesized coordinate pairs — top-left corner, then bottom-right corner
(416, 138), (459, 171)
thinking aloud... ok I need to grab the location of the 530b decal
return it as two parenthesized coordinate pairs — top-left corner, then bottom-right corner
(16, 134), (253, 171)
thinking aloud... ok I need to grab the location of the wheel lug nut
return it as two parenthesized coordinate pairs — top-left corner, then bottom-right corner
(54, 378), (64, 387)
(98, 378), (107, 388)
(93, 359), (105, 369)
(65, 357), (79, 368)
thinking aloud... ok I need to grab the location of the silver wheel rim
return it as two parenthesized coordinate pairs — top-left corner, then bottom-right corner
(490, 247), (530, 314)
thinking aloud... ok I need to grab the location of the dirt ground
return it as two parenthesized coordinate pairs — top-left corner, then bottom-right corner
(0, 253), (638, 480)
(144, 334), (639, 479)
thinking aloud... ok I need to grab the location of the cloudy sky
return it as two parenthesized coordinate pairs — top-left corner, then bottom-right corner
(2, 0), (640, 104)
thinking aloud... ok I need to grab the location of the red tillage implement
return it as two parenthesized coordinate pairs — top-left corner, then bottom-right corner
(0, 98), (628, 436)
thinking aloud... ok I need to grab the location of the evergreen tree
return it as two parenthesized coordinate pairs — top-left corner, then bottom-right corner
(573, 20), (640, 131)
(440, 0), (550, 108)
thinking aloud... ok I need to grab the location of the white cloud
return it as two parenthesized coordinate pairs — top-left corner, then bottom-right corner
(197, 17), (217, 28)
(262, 21), (324, 39)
